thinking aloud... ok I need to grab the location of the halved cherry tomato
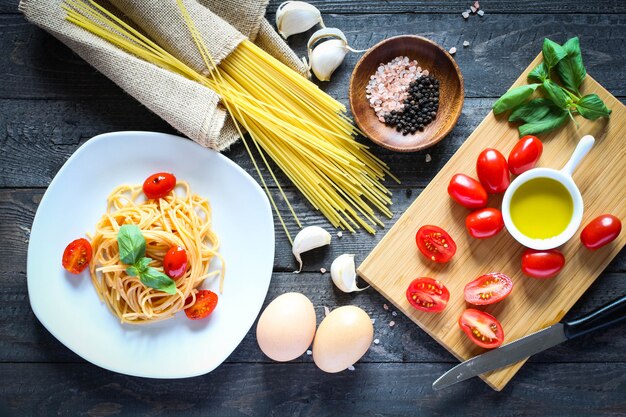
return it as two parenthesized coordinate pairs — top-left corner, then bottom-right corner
(465, 208), (504, 239)
(458, 309), (504, 349)
(508, 135), (543, 176)
(163, 246), (188, 280)
(143, 172), (176, 199)
(62, 238), (92, 274)
(406, 277), (450, 313)
(448, 174), (488, 209)
(581, 214), (622, 250)
(464, 272), (513, 306)
(521, 248), (565, 279)
(416, 225), (457, 263)
(476, 148), (510, 193)
(185, 290), (218, 320)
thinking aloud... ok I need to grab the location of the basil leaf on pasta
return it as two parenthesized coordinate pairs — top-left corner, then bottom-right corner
(117, 224), (146, 265)
(140, 267), (177, 294)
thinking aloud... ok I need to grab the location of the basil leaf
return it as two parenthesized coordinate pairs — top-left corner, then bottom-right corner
(575, 94), (612, 120)
(117, 224), (146, 265)
(492, 84), (540, 115)
(528, 62), (549, 83)
(542, 80), (570, 109)
(556, 37), (586, 95)
(508, 98), (556, 123)
(126, 265), (140, 277)
(542, 38), (567, 69)
(139, 267), (177, 294)
(518, 108), (569, 136)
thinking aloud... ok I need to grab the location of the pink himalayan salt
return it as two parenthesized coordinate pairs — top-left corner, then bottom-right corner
(365, 56), (423, 119)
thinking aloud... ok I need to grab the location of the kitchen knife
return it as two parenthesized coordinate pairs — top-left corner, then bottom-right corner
(432, 294), (626, 390)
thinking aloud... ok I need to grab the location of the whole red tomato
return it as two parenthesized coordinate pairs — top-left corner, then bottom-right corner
(163, 246), (188, 280)
(476, 148), (510, 193)
(465, 208), (504, 239)
(521, 248), (565, 279)
(508, 135), (543, 175)
(143, 172), (176, 199)
(448, 174), (488, 209)
(581, 214), (622, 250)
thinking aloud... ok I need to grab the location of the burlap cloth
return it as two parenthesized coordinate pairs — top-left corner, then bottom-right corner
(19, 0), (308, 151)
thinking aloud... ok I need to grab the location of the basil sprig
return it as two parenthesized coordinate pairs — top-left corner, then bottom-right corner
(117, 224), (176, 294)
(493, 37), (611, 136)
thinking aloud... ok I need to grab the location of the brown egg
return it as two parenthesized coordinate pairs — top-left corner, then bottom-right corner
(256, 292), (316, 362)
(312, 306), (374, 373)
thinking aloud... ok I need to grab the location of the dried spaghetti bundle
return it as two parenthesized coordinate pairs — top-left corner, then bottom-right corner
(41, 0), (398, 238)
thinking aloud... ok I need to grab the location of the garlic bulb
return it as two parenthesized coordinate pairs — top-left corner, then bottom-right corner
(330, 254), (368, 293)
(276, 1), (324, 39)
(292, 226), (332, 273)
(307, 28), (367, 81)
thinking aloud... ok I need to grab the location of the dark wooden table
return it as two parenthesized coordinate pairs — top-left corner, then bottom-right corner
(2, 1), (625, 415)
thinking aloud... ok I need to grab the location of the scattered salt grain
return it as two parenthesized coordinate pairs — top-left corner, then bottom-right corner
(425, 153), (432, 163)
(478, 10), (485, 16)
(462, 11), (469, 19)
(348, 365), (355, 371)
(337, 231), (343, 238)
(474, 1), (480, 9)
(449, 47), (457, 55)
(371, 318), (376, 324)
(324, 306), (331, 316)
(383, 303), (389, 310)
(320, 268), (327, 274)
(374, 338), (380, 345)
(470, 5), (477, 13)
(389, 321), (396, 327)
(463, 41), (470, 47)
(392, 311), (397, 317)
(306, 350), (312, 355)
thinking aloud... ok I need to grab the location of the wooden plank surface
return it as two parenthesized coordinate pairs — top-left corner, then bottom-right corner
(358, 53), (626, 390)
(1, 0), (625, 414)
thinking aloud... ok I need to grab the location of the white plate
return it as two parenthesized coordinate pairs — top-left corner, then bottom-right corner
(27, 131), (274, 378)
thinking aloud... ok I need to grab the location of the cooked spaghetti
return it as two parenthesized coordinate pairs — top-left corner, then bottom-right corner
(88, 181), (223, 324)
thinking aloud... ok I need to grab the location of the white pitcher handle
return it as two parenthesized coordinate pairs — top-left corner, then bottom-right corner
(561, 135), (595, 177)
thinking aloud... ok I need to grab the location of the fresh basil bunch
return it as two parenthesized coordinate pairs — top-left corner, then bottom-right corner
(117, 224), (176, 294)
(492, 37), (611, 136)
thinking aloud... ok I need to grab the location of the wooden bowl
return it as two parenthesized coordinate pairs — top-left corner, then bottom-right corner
(349, 35), (464, 152)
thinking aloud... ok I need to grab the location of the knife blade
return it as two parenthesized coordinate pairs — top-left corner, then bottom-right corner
(432, 294), (626, 390)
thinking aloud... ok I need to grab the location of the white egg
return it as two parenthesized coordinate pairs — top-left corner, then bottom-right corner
(312, 306), (374, 373)
(256, 292), (316, 362)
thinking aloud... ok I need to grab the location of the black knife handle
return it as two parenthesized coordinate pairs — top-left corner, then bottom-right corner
(563, 294), (626, 340)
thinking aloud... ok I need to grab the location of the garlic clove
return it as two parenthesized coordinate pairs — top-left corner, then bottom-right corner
(307, 28), (368, 81)
(276, 1), (324, 39)
(309, 39), (348, 81)
(330, 254), (369, 293)
(292, 226), (332, 273)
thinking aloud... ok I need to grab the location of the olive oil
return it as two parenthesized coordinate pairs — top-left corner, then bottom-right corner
(510, 177), (573, 239)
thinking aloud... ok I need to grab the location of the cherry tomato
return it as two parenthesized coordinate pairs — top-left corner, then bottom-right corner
(521, 248), (565, 279)
(163, 246), (188, 280)
(458, 309), (504, 349)
(448, 174), (488, 209)
(143, 172), (176, 199)
(62, 238), (92, 274)
(416, 225), (457, 263)
(476, 148), (510, 193)
(464, 272), (513, 306)
(508, 135), (543, 176)
(465, 208), (504, 239)
(185, 290), (218, 320)
(580, 214), (622, 250)
(406, 277), (450, 313)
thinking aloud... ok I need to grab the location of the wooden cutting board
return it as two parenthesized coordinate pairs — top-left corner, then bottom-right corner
(357, 53), (626, 391)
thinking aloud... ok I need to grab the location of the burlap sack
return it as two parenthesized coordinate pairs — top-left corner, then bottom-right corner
(19, 0), (308, 151)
